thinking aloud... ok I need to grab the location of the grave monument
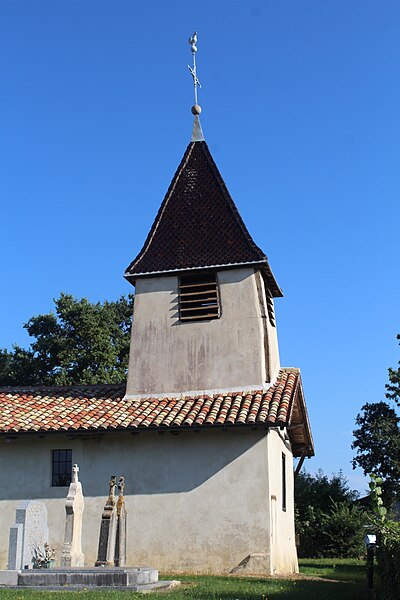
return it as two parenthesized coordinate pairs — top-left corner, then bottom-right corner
(60, 463), (85, 567)
(2, 474), (170, 591)
(95, 475), (118, 566)
(115, 476), (127, 567)
(8, 500), (49, 570)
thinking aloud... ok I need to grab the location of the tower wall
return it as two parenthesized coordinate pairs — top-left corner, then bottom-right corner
(125, 267), (280, 398)
(256, 271), (280, 380)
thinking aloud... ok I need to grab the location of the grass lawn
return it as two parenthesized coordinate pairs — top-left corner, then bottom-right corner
(0, 559), (367, 600)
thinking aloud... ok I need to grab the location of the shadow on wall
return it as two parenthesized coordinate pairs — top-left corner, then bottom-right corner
(83, 429), (267, 496)
(0, 429), (268, 500)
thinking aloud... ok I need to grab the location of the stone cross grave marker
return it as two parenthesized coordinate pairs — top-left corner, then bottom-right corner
(95, 475), (118, 566)
(95, 474), (127, 567)
(60, 463), (85, 567)
(115, 476), (127, 567)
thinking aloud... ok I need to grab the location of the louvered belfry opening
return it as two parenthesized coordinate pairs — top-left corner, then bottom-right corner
(266, 287), (276, 327)
(179, 272), (220, 321)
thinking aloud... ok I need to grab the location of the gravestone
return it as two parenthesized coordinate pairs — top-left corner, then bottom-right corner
(95, 475), (118, 566)
(60, 463), (85, 567)
(115, 476), (127, 567)
(8, 500), (49, 570)
(8, 523), (23, 570)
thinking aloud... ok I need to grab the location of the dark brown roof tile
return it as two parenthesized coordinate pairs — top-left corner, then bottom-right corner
(125, 141), (282, 297)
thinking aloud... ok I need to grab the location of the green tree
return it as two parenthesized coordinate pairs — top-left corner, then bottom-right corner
(295, 469), (359, 516)
(386, 333), (400, 405)
(352, 402), (400, 501)
(352, 336), (400, 503)
(0, 293), (134, 385)
(295, 469), (364, 557)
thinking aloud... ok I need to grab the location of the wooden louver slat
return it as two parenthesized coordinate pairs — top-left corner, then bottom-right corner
(179, 281), (216, 289)
(181, 299), (217, 306)
(179, 273), (220, 322)
(180, 304), (218, 313)
(180, 289), (218, 297)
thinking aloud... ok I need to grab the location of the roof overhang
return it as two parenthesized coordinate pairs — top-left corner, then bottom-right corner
(125, 260), (283, 298)
(286, 369), (314, 457)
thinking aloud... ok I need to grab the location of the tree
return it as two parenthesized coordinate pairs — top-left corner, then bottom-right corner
(386, 333), (400, 405)
(0, 293), (134, 385)
(295, 469), (365, 557)
(352, 335), (400, 503)
(352, 402), (400, 501)
(295, 469), (359, 514)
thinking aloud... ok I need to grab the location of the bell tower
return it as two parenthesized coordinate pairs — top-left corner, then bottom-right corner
(124, 35), (283, 399)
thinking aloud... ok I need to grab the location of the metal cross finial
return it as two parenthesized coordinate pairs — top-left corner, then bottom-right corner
(188, 31), (201, 106)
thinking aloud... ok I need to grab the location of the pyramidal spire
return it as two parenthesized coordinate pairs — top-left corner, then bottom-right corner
(188, 32), (205, 142)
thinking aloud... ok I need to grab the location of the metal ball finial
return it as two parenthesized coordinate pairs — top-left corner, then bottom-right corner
(191, 104), (202, 115)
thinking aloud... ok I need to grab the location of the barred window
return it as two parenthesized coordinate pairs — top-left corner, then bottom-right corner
(52, 449), (72, 487)
(179, 272), (220, 321)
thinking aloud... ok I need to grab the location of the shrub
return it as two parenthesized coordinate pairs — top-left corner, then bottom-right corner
(370, 475), (400, 599)
(296, 500), (366, 558)
(321, 500), (367, 558)
(295, 470), (366, 558)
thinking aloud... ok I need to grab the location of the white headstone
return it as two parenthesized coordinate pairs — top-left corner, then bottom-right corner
(8, 501), (49, 570)
(61, 463), (85, 567)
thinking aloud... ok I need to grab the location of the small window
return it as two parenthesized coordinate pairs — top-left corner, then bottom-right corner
(282, 453), (287, 511)
(179, 272), (220, 321)
(52, 449), (72, 487)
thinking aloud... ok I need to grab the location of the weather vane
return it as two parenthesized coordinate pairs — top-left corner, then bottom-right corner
(188, 31), (201, 109)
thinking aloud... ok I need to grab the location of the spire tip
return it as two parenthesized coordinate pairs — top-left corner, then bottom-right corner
(191, 114), (205, 142)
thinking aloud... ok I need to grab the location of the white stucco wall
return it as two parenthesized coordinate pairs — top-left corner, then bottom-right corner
(126, 267), (280, 397)
(267, 429), (298, 574)
(266, 315), (280, 381)
(0, 429), (297, 574)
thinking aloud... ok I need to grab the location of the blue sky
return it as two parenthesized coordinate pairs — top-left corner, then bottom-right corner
(1, 1), (399, 494)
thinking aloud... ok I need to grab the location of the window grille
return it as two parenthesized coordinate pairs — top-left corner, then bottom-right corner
(179, 272), (220, 321)
(52, 449), (72, 487)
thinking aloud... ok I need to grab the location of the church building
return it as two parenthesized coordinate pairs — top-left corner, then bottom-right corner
(0, 42), (313, 575)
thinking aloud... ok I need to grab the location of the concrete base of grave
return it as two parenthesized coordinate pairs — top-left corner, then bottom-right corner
(0, 571), (19, 586)
(0, 567), (180, 592)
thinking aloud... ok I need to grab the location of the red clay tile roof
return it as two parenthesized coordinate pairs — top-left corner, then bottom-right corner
(125, 141), (282, 297)
(0, 369), (313, 456)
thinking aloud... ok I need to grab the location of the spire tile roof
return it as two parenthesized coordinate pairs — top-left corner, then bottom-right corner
(125, 140), (282, 297)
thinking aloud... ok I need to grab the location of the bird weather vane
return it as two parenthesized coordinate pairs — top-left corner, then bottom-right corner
(188, 31), (201, 106)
